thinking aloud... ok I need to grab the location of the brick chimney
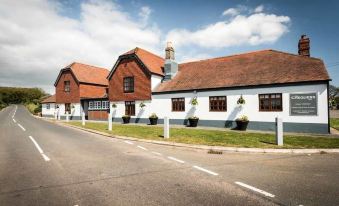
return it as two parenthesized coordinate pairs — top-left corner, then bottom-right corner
(298, 35), (310, 57)
(163, 42), (178, 81)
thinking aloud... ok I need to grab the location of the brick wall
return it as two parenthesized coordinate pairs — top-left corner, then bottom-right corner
(88, 110), (108, 120)
(55, 70), (80, 103)
(108, 58), (152, 101)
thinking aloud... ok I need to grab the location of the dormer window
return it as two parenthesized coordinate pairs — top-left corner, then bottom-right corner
(64, 81), (70, 92)
(123, 77), (134, 93)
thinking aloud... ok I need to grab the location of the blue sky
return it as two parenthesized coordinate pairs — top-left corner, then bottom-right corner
(0, 0), (338, 93)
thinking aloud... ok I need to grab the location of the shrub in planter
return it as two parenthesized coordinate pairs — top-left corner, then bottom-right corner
(188, 116), (199, 127)
(122, 115), (130, 124)
(149, 113), (158, 125)
(235, 115), (249, 131)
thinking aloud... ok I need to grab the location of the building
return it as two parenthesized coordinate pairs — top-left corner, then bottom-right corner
(41, 94), (56, 118)
(53, 62), (110, 120)
(42, 35), (331, 134)
(107, 35), (330, 134)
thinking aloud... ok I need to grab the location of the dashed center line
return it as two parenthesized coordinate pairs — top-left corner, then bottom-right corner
(17, 123), (26, 131)
(12, 118), (16, 123)
(193, 166), (219, 176)
(167, 156), (185, 163)
(235, 181), (275, 198)
(28, 135), (50, 162)
(124, 140), (134, 145)
(151, 151), (162, 156)
(137, 145), (148, 151)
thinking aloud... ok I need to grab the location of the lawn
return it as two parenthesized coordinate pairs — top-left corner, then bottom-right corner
(330, 118), (339, 130)
(67, 122), (339, 149)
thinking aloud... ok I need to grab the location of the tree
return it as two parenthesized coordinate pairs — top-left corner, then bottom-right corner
(329, 84), (339, 108)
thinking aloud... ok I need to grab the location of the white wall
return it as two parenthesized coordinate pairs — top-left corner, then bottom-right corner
(42, 103), (55, 117)
(55, 103), (82, 117)
(151, 75), (162, 90)
(110, 83), (328, 124)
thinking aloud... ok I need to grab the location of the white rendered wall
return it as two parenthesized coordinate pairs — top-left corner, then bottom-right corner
(151, 75), (162, 90)
(110, 83), (328, 124)
(42, 103), (55, 116)
(55, 103), (81, 117)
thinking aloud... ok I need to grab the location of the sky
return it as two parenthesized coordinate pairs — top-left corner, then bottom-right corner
(0, 0), (339, 94)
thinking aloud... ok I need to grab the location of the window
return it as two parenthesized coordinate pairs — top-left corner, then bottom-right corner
(125, 101), (135, 116)
(172, 98), (185, 112)
(259, 93), (282, 111)
(123, 77), (134, 93)
(102, 101), (109, 109)
(209, 96), (227, 111)
(64, 81), (70, 92)
(46, 104), (50, 110)
(89, 101), (94, 110)
(65, 103), (71, 114)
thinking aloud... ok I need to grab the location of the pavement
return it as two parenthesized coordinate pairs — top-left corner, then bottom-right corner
(1, 105), (338, 206)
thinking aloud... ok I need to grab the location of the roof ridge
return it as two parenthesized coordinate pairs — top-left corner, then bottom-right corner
(70, 62), (109, 71)
(179, 49), (323, 65)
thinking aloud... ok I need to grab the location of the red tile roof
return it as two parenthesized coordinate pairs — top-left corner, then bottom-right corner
(66, 62), (109, 86)
(41, 94), (56, 103)
(154, 50), (330, 93)
(123, 47), (164, 76)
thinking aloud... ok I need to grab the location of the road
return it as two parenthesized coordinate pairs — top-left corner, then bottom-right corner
(0, 105), (338, 206)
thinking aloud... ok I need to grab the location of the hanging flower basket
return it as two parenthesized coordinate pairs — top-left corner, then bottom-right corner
(237, 95), (246, 105)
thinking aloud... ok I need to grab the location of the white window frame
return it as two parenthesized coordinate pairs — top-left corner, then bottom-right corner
(46, 104), (50, 110)
(89, 101), (94, 110)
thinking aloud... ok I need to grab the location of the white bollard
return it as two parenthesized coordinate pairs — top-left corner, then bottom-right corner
(108, 111), (112, 131)
(66, 112), (69, 122)
(82, 111), (85, 126)
(54, 111), (57, 120)
(57, 110), (60, 120)
(164, 116), (170, 139)
(276, 117), (283, 146)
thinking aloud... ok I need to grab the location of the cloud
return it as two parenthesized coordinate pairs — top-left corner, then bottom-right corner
(0, 0), (161, 93)
(254, 5), (264, 13)
(139, 6), (152, 25)
(222, 8), (239, 16)
(166, 7), (290, 48)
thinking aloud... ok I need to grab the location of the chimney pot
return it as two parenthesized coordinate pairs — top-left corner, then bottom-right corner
(165, 41), (175, 60)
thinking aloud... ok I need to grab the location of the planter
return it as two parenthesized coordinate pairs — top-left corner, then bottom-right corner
(188, 118), (199, 127)
(149, 117), (158, 125)
(122, 116), (130, 124)
(236, 120), (249, 131)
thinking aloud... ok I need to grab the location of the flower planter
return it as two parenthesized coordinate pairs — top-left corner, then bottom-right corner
(149, 117), (158, 125)
(188, 118), (199, 127)
(236, 120), (249, 131)
(122, 116), (130, 124)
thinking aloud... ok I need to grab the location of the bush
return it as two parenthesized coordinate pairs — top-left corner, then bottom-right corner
(26, 103), (39, 114)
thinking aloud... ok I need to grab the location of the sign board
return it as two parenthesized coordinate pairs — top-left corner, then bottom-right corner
(290, 93), (317, 116)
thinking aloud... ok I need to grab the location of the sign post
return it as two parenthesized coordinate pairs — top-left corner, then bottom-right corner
(164, 116), (169, 139)
(66, 112), (69, 122)
(275, 117), (283, 146)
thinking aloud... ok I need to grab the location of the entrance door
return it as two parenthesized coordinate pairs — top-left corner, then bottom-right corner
(65, 103), (71, 114)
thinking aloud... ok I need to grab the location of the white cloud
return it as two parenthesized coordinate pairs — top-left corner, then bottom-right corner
(139, 6), (152, 25)
(254, 5), (264, 13)
(222, 8), (239, 16)
(166, 8), (290, 49)
(0, 0), (161, 93)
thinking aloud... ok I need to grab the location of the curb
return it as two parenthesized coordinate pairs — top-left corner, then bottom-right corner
(41, 118), (339, 154)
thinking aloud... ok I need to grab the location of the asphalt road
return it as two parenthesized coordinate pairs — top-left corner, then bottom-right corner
(0, 105), (338, 206)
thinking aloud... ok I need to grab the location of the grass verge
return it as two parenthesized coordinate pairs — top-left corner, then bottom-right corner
(67, 122), (339, 149)
(330, 118), (339, 130)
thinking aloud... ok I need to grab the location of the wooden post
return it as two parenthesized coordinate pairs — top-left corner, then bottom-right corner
(164, 116), (169, 139)
(276, 117), (283, 146)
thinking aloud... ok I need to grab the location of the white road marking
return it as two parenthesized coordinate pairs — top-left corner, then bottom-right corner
(12, 105), (17, 118)
(235, 181), (275, 198)
(124, 140), (134, 145)
(137, 145), (148, 151)
(167, 156), (185, 163)
(41, 154), (50, 161)
(12, 118), (16, 123)
(18, 123), (26, 131)
(151, 151), (162, 156)
(193, 166), (219, 176)
(28, 136), (50, 162)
